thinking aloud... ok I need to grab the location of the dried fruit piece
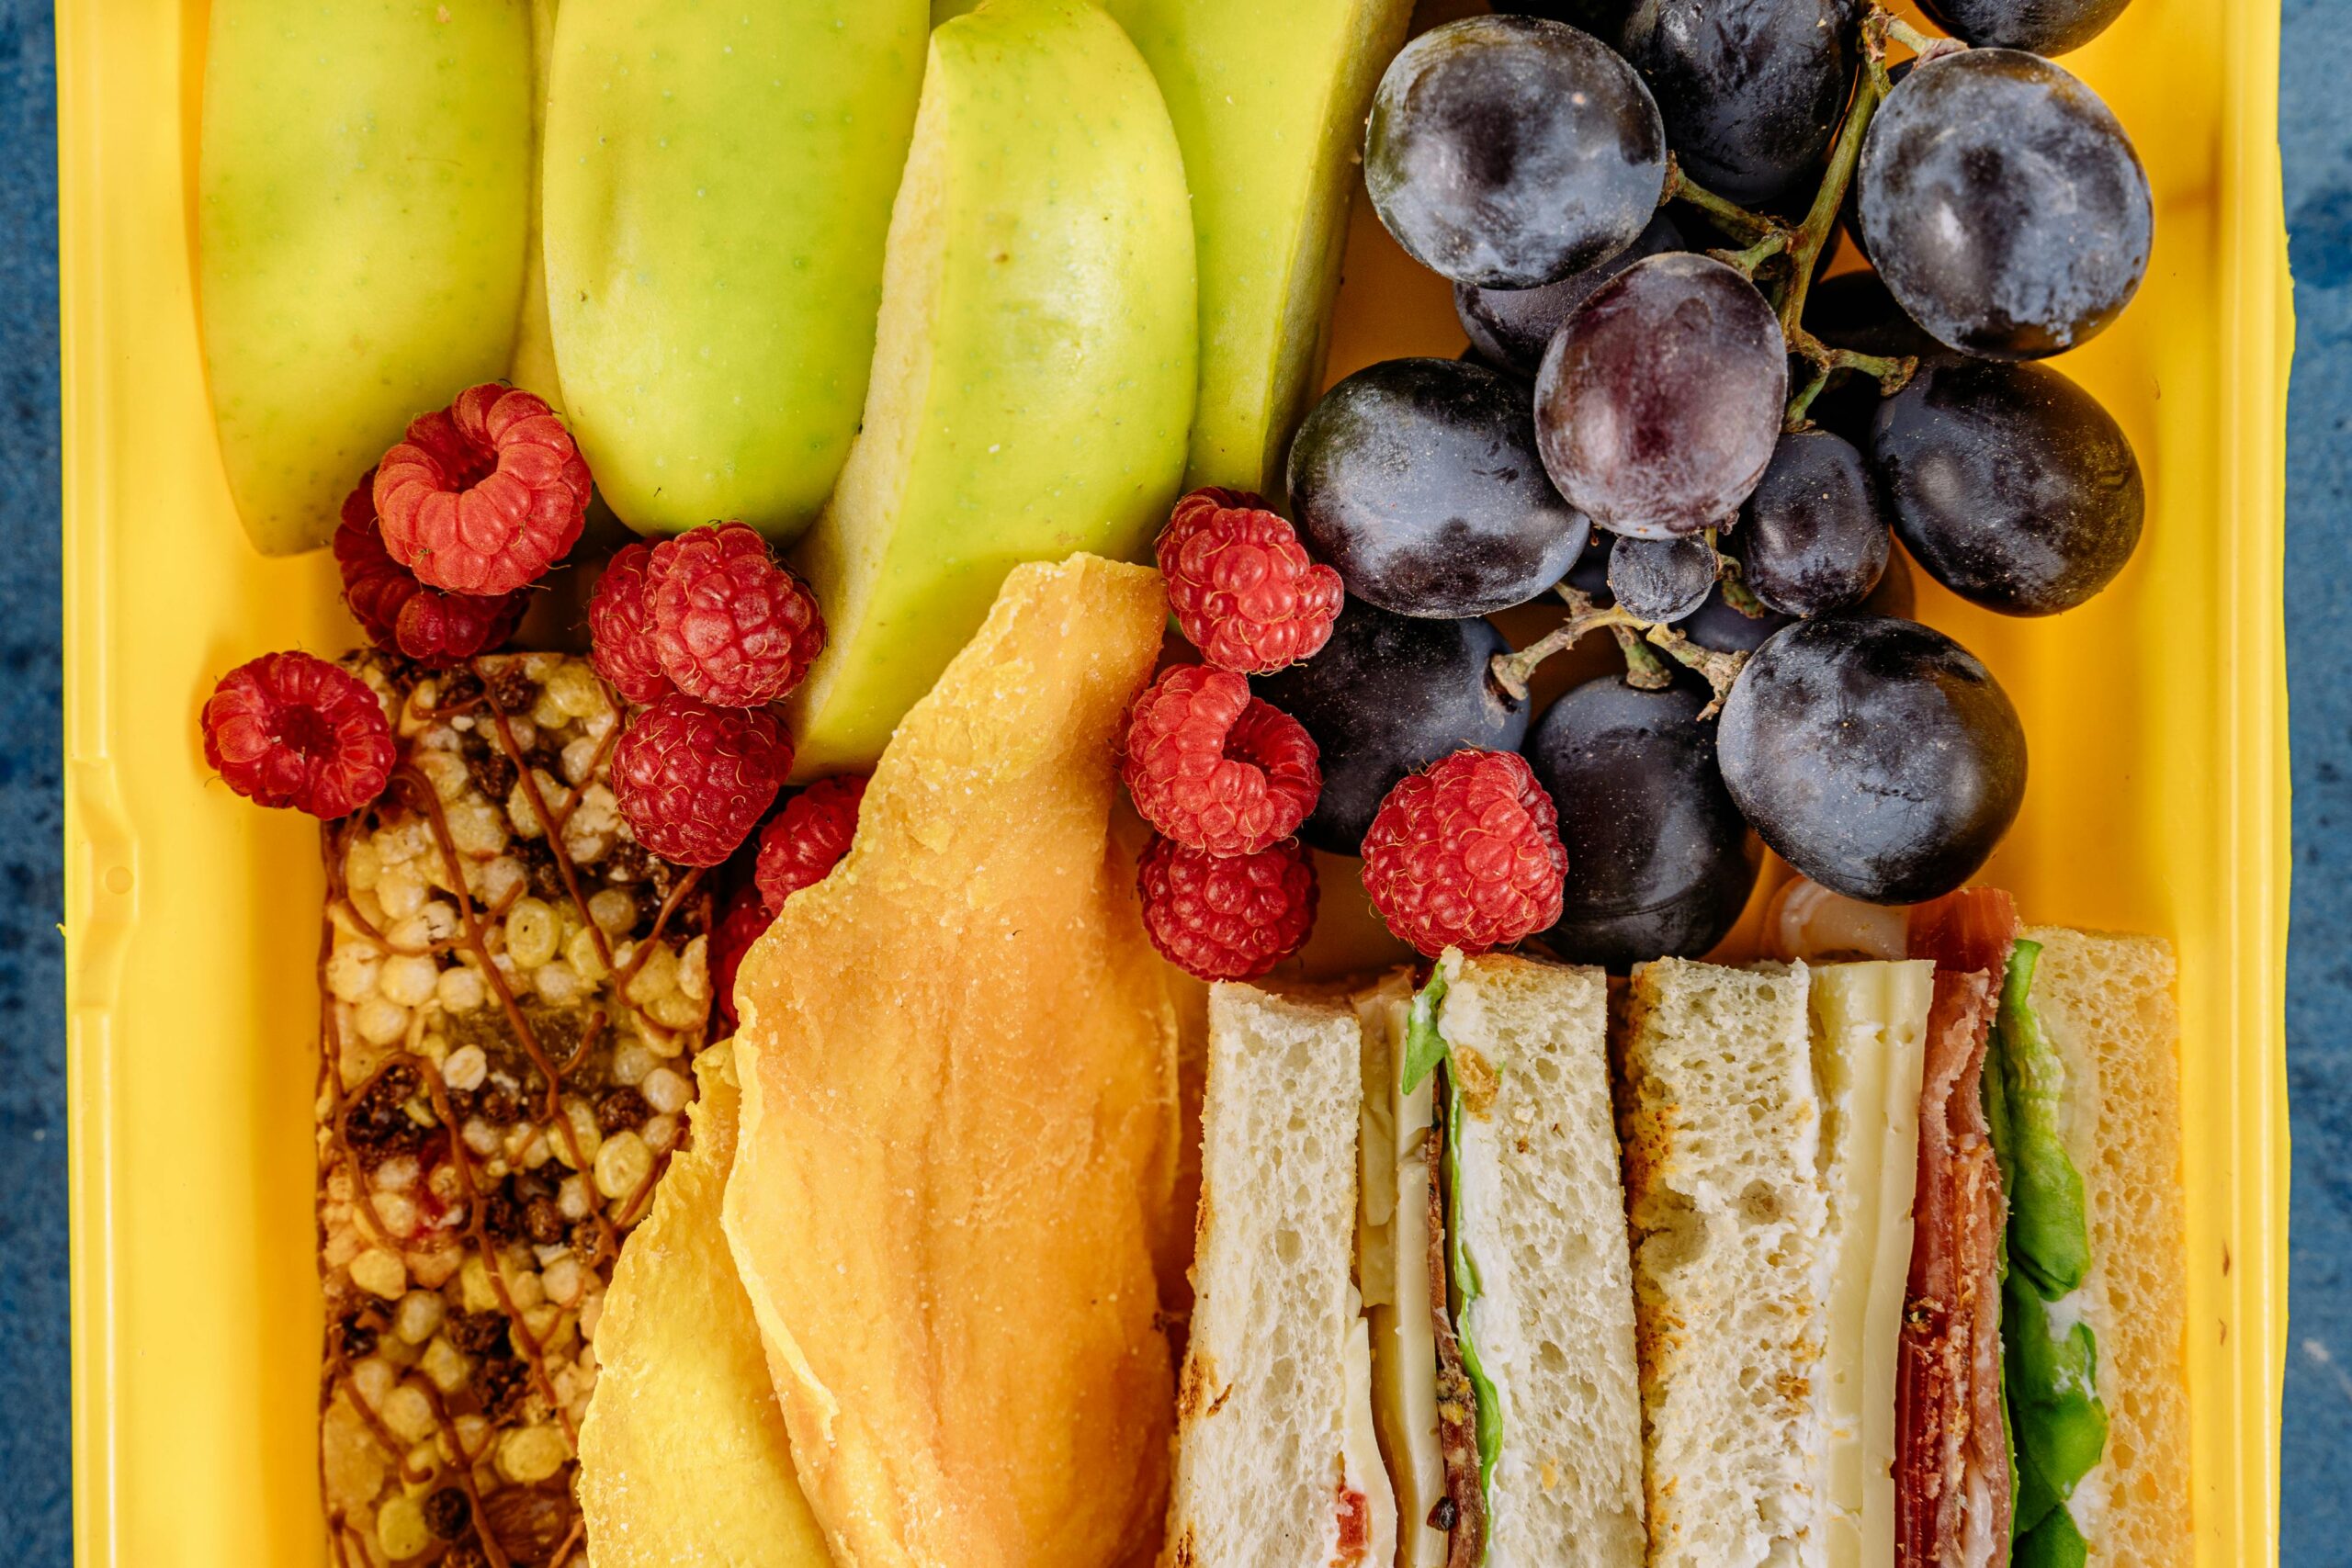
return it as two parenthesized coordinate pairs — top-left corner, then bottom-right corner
(374, 383), (593, 595)
(1361, 749), (1566, 955)
(578, 1046), (832, 1567)
(724, 555), (1177, 1568)
(202, 651), (395, 818)
(754, 775), (869, 914)
(1136, 833), (1318, 980)
(612, 694), (794, 867)
(334, 472), (526, 666)
(1157, 488), (1343, 674)
(646, 522), (828, 707)
(1122, 664), (1320, 857)
(587, 541), (674, 705)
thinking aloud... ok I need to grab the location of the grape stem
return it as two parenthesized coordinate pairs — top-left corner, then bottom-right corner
(1665, 8), (1947, 425)
(1490, 588), (1747, 716)
(1566, 585), (1675, 690)
(1660, 156), (1780, 246)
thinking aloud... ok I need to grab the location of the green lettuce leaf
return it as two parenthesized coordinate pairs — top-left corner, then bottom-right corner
(1996, 942), (2092, 1298)
(1400, 968), (1451, 1095)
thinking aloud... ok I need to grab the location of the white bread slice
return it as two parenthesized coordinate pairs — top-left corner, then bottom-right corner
(1443, 952), (1645, 1567)
(1616, 958), (1827, 1568)
(2019, 928), (2190, 1568)
(1168, 984), (1395, 1568)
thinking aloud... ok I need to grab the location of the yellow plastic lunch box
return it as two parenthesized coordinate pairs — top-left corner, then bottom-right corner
(58, 0), (2292, 1562)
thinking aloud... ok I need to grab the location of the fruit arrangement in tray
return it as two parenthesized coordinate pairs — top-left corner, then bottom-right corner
(187, 0), (2191, 1563)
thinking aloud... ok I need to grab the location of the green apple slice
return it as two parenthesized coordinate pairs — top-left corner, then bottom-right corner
(787, 0), (1197, 777)
(1103, 0), (1416, 498)
(198, 0), (533, 555)
(543, 0), (929, 542)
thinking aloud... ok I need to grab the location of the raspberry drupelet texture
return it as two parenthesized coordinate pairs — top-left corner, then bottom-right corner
(586, 541), (674, 705)
(754, 774), (869, 914)
(1136, 834), (1318, 981)
(374, 384), (592, 595)
(644, 522), (827, 707)
(202, 651), (397, 818)
(334, 472), (526, 666)
(611, 694), (794, 867)
(709, 883), (773, 1032)
(1122, 664), (1321, 857)
(1158, 488), (1344, 674)
(1361, 749), (1566, 956)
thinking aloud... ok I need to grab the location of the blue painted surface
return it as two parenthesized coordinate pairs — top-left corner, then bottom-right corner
(0, 0), (66, 1560)
(0, 1), (2346, 1562)
(2278, 0), (2352, 1560)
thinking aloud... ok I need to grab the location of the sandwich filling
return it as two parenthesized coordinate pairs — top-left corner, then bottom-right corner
(1900, 892), (2018, 1568)
(1903, 892), (2112, 1568)
(1986, 941), (2109, 1568)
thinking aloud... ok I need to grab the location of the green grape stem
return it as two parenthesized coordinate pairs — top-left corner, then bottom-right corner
(1666, 6), (1956, 423)
(1490, 588), (1747, 715)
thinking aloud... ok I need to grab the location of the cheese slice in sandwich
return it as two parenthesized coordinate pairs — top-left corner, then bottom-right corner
(1616, 956), (1935, 1568)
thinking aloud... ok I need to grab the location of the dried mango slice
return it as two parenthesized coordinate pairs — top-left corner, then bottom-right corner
(725, 554), (1180, 1568)
(578, 1043), (832, 1567)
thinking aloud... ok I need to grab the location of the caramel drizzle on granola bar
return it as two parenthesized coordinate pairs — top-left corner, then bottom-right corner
(316, 660), (706, 1564)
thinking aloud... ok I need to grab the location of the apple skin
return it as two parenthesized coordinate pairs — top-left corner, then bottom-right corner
(1103, 0), (1417, 499)
(198, 0), (533, 556)
(543, 0), (929, 542)
(786, 0), (1197, 779)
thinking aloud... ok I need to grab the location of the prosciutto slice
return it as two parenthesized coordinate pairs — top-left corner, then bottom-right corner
(1896, 889), (2019, 1568)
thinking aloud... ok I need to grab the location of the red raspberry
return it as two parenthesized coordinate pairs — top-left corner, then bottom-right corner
(1122, 665), (1320, 857)
(201, 651), (396, 818)
(1158, 488), (1343, 674)
(374, 384), (592, 595)
(644, 523), (826, 707)
(334, 473), (526, 667)
(754, 774), (869, 914)
(1136, 834), (1318, 981)
(611, 694), (794, 867)
(709, 883), (773, 1032)
(586, 542), (673, 705)
(1361, 750), (1566, 957)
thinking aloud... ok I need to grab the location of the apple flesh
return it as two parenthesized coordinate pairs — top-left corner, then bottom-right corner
(543, 0), (928, 542)
(786, 0), (1197, 777)
(1102, 0), (1417, 498)
(198, 0), (533, 555)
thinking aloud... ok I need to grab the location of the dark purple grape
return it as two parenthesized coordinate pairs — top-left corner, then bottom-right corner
(1288, 357), (1589, 618)
(1608, 535), (1718, 622)
(1805, 269), (1944, 361)
(1869, 357), (2142, 615)
(1717, 614), (2026, 904)
(1528, 672), (1758, 968)
(1365, 16), (1668, 289)
(1620, 0), (1861, 205)
(1493, 0), (1631, 35)
(1565, 524), (1617, 596)
(1916, 0), (2131, 54)
(1858, 51), (2152, 359)
(1253, 598), (1529, 855)
(1681, 582), (1794, 650)
(1453, 213), (1685, 379)
(1534, 253), (1788, 538)
(1734, 429), (1890, 615)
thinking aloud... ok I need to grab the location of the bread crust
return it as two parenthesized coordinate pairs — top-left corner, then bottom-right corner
(2018, 927), (2190, 1568)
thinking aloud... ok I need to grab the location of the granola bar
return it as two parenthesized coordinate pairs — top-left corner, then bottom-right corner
(314, 651), (714, 1568)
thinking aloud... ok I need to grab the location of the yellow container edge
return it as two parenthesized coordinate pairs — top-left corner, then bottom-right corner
(58, 1), (2292, 1564)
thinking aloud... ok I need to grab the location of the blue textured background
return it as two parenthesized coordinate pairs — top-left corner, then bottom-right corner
(0, 0), (2346, 1560)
